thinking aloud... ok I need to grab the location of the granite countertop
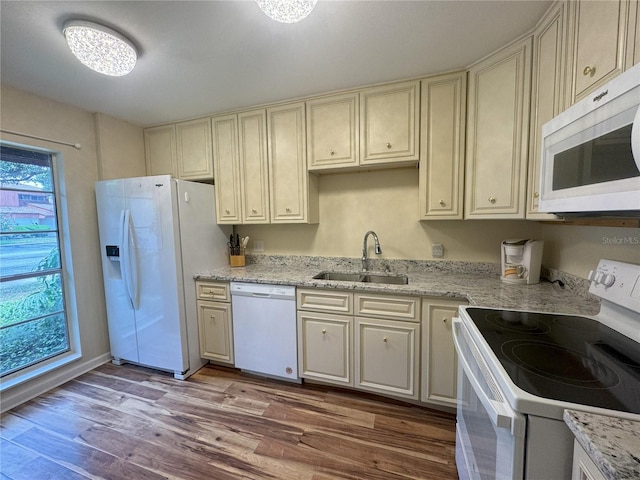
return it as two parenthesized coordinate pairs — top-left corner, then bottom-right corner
(195, 255), (600, 315)
(564, 410), (640, 480)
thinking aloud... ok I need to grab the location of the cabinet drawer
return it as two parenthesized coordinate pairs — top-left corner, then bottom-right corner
(297, 289), (353, 314)
(354, 293), (419, 322)
(196, 281), (230, 301)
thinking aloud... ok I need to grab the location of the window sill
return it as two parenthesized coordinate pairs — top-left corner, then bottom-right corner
(0, 351), (82, 393)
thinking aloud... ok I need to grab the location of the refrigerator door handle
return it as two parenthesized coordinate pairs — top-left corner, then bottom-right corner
(121, 209), (140, 309)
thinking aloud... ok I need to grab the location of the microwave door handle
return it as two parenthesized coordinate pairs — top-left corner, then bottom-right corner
(452, 318), (515, 431)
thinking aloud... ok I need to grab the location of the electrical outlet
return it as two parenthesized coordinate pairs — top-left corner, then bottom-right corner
(254, 240), (264, 252)
(432, 243), (444, 258)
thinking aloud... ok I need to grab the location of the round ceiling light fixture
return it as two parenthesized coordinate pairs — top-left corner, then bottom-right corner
(255, 0), (318, 23)
(63, 20), (137, 76)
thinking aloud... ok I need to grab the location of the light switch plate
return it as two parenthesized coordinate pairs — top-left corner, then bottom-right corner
(432, 243), (444, 258)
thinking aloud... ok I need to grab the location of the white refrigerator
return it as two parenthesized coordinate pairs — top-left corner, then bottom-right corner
(95, 175), (231, 379)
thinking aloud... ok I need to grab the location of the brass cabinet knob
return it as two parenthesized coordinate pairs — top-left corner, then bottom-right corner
(285, 207), (291, 213)
(534, 192), (539, 199)
(225, 209), (230, 214)
(583, 65), (596, 77)
(386, 142), (392, 149)
(322, 329), (327, 334)
(330, 149), (335, 156)
(443, 318), (448, 323)
(488, 196), (496, 204)
(439, 200), (446, 207)
(383, 337), (388, 343)
(252, 208), (257, 214)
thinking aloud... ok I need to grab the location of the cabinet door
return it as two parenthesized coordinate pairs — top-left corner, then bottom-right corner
(571, 441), (607, 480)
(419, 72), (466, 219)
(465, 36), (532, 219)
(197, 300), (233, 364)
(176, 118), (213, 180)
(360, 81), (419, 165)
(267, 102), (319, 223)
(527, 2), (567, 220)
(355, 317), (419, 399)
(144, 125), (177, 177)
(212, 114), (242, 224)
(570, 0), (630, 103)
(421, 299), (466, 407)
(307, 93), (359, 170)
(238, 109), (270, 224)
(297, 311), (352, 386)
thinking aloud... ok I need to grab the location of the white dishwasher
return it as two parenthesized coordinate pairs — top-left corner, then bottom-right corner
(230, 282), (299, 381)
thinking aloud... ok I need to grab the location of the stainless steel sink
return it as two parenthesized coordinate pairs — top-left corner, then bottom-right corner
(312, 271), (408, 285)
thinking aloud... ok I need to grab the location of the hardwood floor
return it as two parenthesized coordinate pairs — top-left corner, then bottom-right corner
(1, 363), (459, 480)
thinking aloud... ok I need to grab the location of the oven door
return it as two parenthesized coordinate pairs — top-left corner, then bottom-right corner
(452, 317), (526, 480)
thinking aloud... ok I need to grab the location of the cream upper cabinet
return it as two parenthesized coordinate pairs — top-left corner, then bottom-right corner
(420, 298), (466, 407)
(176, 118), (213, 180)
(527, 2), (568, 220)
(628, 0), (640, 66)
(568, 0), (633, 103)
(306, 93), (359, 171)
(267, 102), (319, 224)
(212, 114), (242, 224)
(465, 36), (532, 219)
(419, 72), (466, 220)
(238, 109), (270, 224)
(360, 81), (420, 166)
(144, 124), (177, 177)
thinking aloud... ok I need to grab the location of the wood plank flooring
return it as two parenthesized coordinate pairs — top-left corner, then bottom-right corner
(1, 363), (459, 480)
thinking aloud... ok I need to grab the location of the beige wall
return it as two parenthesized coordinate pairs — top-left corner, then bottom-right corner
(236, 168), (640, 278)
(95, 112), (145, 180)
(0, 84), (145, 409)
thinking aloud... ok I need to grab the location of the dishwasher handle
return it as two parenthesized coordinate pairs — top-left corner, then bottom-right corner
(230, 282), (296, 300)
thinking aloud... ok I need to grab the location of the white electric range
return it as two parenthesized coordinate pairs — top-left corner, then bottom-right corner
(453, 259), (640, 480)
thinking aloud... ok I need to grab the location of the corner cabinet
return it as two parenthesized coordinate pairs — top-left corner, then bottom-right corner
(195, 281), (234, 365)
(306, 93), (359, 171)
(267, 102), (319, 224)
(144, 125), (177, 177)
(176, 118), (213, 180)
(360, 81), (420, 166)
(419, 71), (466, 219)
(145, 119), (213, 181)
(465, 36), (532, 219)
(527, 2), (568, 220)
(421, 298), (467, 407)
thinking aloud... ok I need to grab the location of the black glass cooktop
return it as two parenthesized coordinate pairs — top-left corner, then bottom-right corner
(466, 307), (640, 414)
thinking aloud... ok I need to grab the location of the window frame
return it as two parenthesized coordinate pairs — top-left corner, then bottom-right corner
(0, 143), (81, 391)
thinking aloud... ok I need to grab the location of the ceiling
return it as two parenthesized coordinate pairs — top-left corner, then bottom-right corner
(1, 0), (552, 127)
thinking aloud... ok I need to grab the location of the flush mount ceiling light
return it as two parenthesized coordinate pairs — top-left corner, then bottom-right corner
(63, 20), (137, 76)
(255, 0), (317, 23)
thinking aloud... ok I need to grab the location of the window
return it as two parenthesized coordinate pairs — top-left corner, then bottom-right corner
(0, 146), (70, 377)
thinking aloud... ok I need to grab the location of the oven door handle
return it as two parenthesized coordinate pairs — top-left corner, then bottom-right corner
(452, 317), (516, 432)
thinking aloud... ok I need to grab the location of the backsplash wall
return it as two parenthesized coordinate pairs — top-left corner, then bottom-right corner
(236, 168), (640, 279)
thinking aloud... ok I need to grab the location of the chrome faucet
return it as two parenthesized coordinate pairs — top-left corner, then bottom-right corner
(362, 231), (382, 272)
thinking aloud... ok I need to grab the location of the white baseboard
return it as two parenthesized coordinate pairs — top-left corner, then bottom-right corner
(0, 353), (112, 413)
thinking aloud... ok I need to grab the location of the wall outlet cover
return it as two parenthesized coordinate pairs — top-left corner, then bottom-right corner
(254, 240), (264, 252)
(432, 243), (444, 258)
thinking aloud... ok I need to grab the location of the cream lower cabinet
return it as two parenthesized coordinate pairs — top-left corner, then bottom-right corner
(297, 289), (420, 400)
(421, 298), (467, 407)
(195, 281), (234, 365)
(355, 316), (419, 400)
(571, 440), (606, 480)
(297, 311), (352, 386)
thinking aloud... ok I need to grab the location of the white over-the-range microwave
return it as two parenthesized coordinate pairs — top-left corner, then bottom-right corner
(539, 62), (640, 216)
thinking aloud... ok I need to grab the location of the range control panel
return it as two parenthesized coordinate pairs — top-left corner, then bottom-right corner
(589, 259), (640, 314)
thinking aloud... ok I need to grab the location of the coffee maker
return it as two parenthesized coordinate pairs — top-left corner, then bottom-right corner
(500, 239), (544, 284)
